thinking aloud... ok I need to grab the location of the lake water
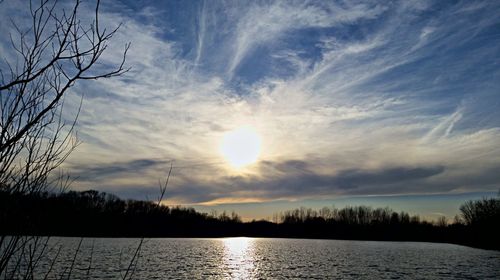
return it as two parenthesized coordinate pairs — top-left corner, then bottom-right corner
(26, 238), (500, 279)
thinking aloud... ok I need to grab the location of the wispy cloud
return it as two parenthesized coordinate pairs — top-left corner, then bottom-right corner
(226, 1), (387, 78)
(2, 0), (499, 208)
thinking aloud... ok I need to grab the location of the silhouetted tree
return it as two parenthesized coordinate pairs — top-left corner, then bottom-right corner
(0, 0), (128, 278)
(1, 190), (499, 249)
(436, 216), (448, 227)
(458, 195), (500, 249)
(460, 197), (500, 226)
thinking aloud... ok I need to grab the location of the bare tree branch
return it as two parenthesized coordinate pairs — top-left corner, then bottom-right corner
(0, 0), (129, 278)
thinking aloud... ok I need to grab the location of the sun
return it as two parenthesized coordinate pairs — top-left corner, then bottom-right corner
(220, 126), (262, 168)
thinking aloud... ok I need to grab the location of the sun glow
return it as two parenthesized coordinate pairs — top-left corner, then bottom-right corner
(220, 126), (262, 168)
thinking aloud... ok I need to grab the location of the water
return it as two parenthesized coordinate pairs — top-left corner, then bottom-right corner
(16, 238), (500, 279)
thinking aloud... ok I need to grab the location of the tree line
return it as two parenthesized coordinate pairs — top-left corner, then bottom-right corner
(0, 189), (241, 237)
(1, 189), (498, 250)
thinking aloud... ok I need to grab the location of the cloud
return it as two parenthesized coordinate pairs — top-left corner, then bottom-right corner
(147, 160), (447, 204)
(2, 0), (499, 206)
(332, 166), (446, 189)
(226, 1), (387, 77)
(422, 106), (464, 142)
(70, 159), (169, 181)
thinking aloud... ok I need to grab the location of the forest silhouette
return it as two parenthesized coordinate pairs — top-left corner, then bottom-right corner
(1, 189), (498, 250)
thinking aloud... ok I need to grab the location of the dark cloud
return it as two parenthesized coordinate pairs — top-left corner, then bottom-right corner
(157, 161), (447, 203)
(259, 160), (312, 174)
(76, 159), (500, 205)
(71, 159), (169, 180)
(332, 166), (445, 189)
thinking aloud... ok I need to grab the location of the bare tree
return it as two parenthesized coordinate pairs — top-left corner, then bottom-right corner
(436, 216), (448, 227)
(0, 0), (129, 278)
(0, 0), (129, 194)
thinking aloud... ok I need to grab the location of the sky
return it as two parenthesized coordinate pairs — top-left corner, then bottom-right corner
(1, 0), (499, 221)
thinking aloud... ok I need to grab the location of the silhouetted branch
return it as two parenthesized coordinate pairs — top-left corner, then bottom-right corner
(158, 162), (173, 205)
(122, 239), (143, 280)
(0, 0), (129, 278)
(42, 244), (62, 280)
(66, 237), (82, 280)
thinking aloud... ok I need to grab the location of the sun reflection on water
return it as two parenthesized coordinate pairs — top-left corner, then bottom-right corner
(222, 237), (256, 279)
